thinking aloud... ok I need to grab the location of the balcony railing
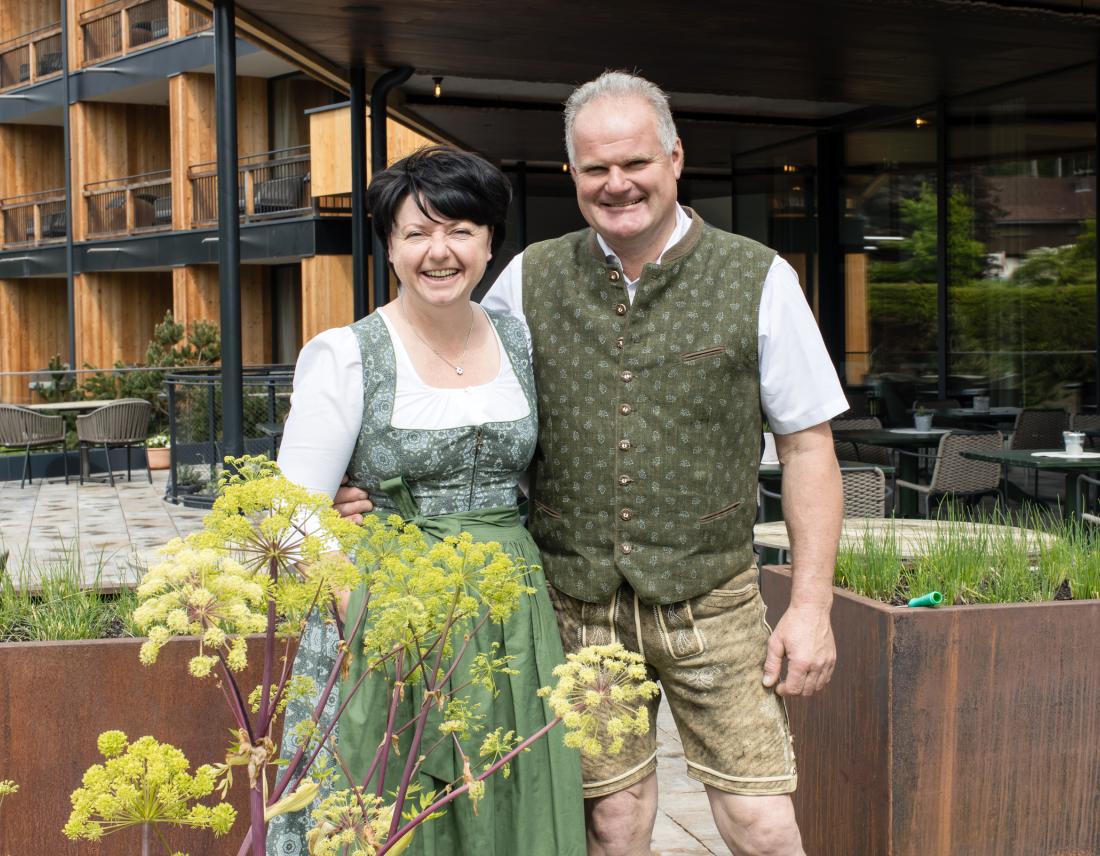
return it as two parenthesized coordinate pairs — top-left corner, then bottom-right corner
(0, 23), (63, 92)
(190, 146), (312, 226)
(1, 190), (67, 247)
(81, 0), (168, 65)
(84, 169), (172, 238)
(185, 9), (212, 34)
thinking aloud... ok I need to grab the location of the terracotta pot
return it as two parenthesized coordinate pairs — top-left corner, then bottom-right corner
(146, 446), (171, 470)
(761, 566), (1100, 856)
(0, 636), (275, 855)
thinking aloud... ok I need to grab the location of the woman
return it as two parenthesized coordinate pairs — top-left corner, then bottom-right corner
(267, 146), (585, 856)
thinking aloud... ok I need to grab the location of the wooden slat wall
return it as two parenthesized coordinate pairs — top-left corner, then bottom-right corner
(845, 252), (870, 385)
(0, 0), (58, 44)
(171, 264), (272, 364)
(0, 125), (65, 197)
(300, 254), (353, 341)
(70, 101), (171, 241)
(309, 107), (439, 197)
(74, 272), (173, 370)
(0, 278), (68, 405)
(169, 73), (268, 230)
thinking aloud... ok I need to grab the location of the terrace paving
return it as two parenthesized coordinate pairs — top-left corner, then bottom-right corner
(0, 471), (730, 853)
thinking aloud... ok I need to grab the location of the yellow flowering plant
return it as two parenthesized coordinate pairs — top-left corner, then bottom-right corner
(63, 731), (235, 856)
(69, 456), (656, 856)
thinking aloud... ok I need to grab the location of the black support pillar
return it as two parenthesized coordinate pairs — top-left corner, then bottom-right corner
(214, 0), (243, 458)
(514, 161), (528, 249)
(370, 67), (413, 309)
(1095, 57), (1100, 410)
(815, 130), (844, 376)
(350, 66), (369, 319)
(935, 101), (949, 400)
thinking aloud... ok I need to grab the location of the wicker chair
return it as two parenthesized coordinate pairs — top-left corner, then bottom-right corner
(0, 404), (68, 489)
(1071, 413), (1100, 450)
(831, 416), (894, 468)
(76, 399), (152, 486)
(1078, 474), (1100, 527)
(842, 467), (889, 518)
(896, 431), (1003, 517)
(1009, 408), (1068, 450)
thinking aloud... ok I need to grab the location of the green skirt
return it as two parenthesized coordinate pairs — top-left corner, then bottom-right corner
(336, 484), (585, 856)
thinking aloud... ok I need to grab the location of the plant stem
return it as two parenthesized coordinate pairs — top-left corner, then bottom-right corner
(258, 557), (278, 731)
(142, 822), (150, 856)
(378, 715), (563, 854)
(250, 783), (266, 856)
(370, 651), (404, 797)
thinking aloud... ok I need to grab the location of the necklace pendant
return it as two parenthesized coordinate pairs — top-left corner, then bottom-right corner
(455, 367), (464, 375)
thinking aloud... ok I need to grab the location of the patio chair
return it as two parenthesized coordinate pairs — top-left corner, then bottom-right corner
(0, 404), (68, 489)
(1078, 474), (1100, 527)
(895, 430), (1003, 517)
(1009, 409), (1069, 498)
(842, 467), (889, 518)
(1071, 413), (1100, 450)
(76, 399), (151, 486)
(831, 416), (895, 475)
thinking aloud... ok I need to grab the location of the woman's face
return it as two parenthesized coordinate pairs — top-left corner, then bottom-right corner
(388, 195), (493, 310)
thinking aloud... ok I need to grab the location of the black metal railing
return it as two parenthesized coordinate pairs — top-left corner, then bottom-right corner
(190, 145), (312, 226)
(84, 169), (172, 237)
(81, 0), (168, 64)
(1, 189), (67, 247)
(186, 9), (211, 33)
(165, 365), (294, 507)
(0, 23), (63, 92)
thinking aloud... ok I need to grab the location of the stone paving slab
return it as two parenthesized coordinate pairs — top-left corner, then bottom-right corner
(0, 472), (724, 852)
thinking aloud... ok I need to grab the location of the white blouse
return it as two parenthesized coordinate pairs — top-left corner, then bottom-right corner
(277, 307), (530, 499)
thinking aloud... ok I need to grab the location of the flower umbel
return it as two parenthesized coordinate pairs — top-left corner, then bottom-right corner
(63, 732), (236, 843)
(306, 788), (417, 856)
(539, 643), (659, 756)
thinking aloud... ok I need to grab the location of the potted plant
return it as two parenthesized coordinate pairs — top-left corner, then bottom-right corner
(912, 404), (933, 431)
(144, 433), (170, 470)
(760, 513), (1100, 856)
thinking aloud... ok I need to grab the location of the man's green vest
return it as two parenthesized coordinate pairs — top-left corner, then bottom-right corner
(522, 211), (774, 605)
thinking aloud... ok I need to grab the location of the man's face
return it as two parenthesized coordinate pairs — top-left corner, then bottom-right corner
(569, 95), (684, 255)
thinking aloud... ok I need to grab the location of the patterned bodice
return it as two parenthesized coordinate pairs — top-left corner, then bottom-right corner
(345, 309), (538, 517)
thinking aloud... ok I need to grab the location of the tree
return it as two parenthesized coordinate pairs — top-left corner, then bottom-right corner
(894, 184), (988, 283)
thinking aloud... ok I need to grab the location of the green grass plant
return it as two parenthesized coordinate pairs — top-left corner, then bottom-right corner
(0, 547), (140, 642)
(833, 504), (1100, 606)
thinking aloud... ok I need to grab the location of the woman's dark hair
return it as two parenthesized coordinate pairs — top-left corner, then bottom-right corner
(367, 145), (512, 257)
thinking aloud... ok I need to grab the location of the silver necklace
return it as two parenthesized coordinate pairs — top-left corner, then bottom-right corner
(399, 298), (476, 375)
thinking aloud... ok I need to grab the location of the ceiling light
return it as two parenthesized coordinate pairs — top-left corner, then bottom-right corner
(433, 77), (443, 98)
(782, 164), (797, 173)
(562, 163), (569, 173)
(914, 116), (929, 128)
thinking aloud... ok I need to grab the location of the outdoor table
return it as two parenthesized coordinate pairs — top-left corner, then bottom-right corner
(832, 428), (949, 516)
(753, 517), (1053, 561)
(27, 400), (112, 413)
(960, 448), (1100, 518)
(934, 406), (1020, 429)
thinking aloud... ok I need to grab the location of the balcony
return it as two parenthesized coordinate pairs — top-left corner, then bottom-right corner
(185, 9), (212, 35)
(0, 23), (63, 92)
(81, 0), (169, 65)
(84, 170), (172, 238)
(1, 190), (67, 247)
(190, 145), (312, 226)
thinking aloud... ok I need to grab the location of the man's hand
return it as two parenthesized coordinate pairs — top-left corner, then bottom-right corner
(334, 475), (374, 523)
(762, 604), (836, 696)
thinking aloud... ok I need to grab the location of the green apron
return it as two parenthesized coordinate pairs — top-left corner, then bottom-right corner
(337, 478), (585, 856)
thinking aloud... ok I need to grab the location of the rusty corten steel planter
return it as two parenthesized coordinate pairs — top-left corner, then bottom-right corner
(0, 635), (281, 856)
(761, 566), (1100, 856)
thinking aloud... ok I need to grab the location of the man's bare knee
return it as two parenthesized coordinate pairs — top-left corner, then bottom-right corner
(705, 789), (804, 856)
(585, 775), (657, 856)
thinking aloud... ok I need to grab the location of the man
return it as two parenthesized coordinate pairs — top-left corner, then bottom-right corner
(337, 71), (845, 856)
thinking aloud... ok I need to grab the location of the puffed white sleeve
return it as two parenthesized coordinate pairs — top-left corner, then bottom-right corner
(758, 256), (849, 434)
(276, 326), (364, 498)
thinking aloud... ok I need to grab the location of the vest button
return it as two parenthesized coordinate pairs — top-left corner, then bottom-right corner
(620, 508), (633, 521)
(608, 269), (621, 282)
(618, 439), (632, 451)
(620, 542), (633, 555)
(618, 474), (633, 486)
(619, 403), (633, 415)
(620, 370), (634, 382)
(614, 303), (627, 316)
(615, 337), (624, 349)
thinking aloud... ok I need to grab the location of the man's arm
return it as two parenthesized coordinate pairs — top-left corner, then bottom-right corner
(762, 422), (842, 697)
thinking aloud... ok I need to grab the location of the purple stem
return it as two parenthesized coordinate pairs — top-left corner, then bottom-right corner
(378, 715), (563, 854)
(217, 653), (254, 744)
(258, 557), (279, 731)
(249, 783), (266, 856)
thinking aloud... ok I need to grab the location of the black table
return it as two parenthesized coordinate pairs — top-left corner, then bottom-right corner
(960, 448), (1100, 518)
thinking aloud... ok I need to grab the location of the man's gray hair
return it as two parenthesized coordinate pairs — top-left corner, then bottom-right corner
(564, 71), (678, 164)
